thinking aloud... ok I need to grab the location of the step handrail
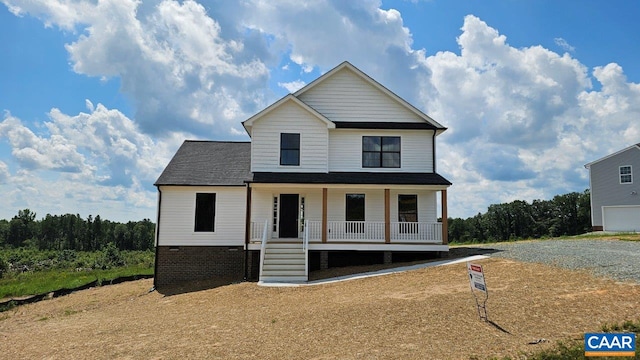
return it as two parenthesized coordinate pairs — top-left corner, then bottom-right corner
(258, 219), (269, 280)
(303, 219), (309, 279)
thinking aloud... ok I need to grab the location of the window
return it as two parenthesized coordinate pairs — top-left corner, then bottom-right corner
(362, 136), (400, 168)
(398, 195), (418, 233)
(194, 193), (216, 232)
(620, 166), (633, 184)
(346, 194), (365, 233)
(280, 133), (300, 166)
(272, 196), (278, 232)
(299, 197), (305, 232)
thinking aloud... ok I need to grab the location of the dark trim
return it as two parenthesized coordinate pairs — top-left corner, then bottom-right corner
(249, 172), (452, 186)
(153, 183), (248, 187)
(153, 186), (162, 288)
(333, 121), (444, 130)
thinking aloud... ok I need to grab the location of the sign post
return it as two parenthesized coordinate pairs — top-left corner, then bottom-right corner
(467, 262), (489, 321)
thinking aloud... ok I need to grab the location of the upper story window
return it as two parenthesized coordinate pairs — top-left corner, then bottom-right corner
(280, 133), (300, 166)
(620, 165), (633, 184)
(195, 193), (216, 232)
(362, 136), (400, 168)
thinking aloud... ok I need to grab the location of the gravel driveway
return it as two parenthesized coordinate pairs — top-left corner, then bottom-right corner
(467, 239), (640, 283)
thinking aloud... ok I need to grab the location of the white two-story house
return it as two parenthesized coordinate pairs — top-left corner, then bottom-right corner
(154, 62), (452, 286)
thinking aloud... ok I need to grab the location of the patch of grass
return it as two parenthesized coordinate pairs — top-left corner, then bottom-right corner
(64, 309), (78, 316)
(0, 265), (153, 299)
(38, 317), (48, 321)
(500, 319), (640, 360)
(568, 232), (640, 242)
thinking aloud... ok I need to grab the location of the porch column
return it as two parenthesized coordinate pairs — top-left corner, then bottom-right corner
(322, 188), (327, 243)
(244, 184), (252, 245)
(441, 189), (448, 245)
(384, 189), (390, 243)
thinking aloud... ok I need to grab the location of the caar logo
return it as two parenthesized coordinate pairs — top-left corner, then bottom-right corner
(585, 333), (636, 357)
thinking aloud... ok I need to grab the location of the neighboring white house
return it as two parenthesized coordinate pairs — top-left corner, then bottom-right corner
(154, 62), (452, 286)
(584, 144), (640, 232)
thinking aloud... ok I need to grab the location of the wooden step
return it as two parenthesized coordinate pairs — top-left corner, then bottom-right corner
(264, 258), (305, 265)
(259, 275), (307, 283)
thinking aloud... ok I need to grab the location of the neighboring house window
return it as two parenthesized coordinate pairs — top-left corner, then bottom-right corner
(346, 194), (365, 233)
(620, 165), (633, 184)
(398, 195), (418, 234)
(280, 133), (300, 166)
(362, 136), (400, 168)
(194, 193), (216, 232)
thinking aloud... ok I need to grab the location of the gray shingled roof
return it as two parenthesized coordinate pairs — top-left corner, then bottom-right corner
(155, 141), (251, 186)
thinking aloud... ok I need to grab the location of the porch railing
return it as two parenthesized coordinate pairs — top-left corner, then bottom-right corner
(250, 221), (268, 241)
(390, 222), (442, 243)
(305, 221), (442, 243)
(251, 220), (443, 243)
(258, 219), (269, 280)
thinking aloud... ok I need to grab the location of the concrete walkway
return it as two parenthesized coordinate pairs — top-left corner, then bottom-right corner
(258, 254), (488, 287)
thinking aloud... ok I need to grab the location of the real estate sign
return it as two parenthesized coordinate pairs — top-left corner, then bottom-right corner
(467, 262), (486, 293)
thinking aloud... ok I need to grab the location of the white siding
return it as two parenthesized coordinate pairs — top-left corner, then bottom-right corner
(327, 189), (385, 222)
(251, 101), (328, 172)
(328, 129), (433, 172)
(390, 190), (438, 222)
(298, 68), (424, 123)
(158, 186), (246, 246)
(589, 146), (640, 227)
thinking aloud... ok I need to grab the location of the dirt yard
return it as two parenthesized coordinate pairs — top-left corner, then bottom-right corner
(1, 257), (639, 359)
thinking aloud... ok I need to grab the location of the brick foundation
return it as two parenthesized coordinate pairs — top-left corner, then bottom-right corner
(592, 226), (603, 231)
(246, 250), (260, 281)
(320, 251), (329, 270)
(155, 246), (245, 287)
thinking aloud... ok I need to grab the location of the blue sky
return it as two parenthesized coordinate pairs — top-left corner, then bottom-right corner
(0, 0), (639, 222)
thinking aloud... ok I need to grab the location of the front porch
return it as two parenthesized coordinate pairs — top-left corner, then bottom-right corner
(244, 183), (450, 282)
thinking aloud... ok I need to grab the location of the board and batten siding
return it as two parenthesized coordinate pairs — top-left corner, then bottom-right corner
(589, 147), (640, 227)
(328, 129), (433, 172)
(158, 186), (246, 246)
(251, 101), (328, 172)
(298, 68), (424, 123)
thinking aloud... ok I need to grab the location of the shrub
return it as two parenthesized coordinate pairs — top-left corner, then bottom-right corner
(0, 256), (8, 278)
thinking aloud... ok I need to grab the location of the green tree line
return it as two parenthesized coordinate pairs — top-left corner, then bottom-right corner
(0, 209), (155, 251)
(448, 190), (591, 243)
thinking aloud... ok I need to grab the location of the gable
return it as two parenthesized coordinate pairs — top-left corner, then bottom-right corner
(242, 95), (334, 137)
(296, 63), (444, 129)
(585, 144), (640, 169)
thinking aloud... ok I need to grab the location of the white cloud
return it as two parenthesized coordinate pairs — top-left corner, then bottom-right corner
(0, 112), (90, 173)
(278, 80), (306, 93)
(0, 105), (184, 221)
(0, 161), (8, 183)
(419, 15), (639, 216)
(554, 37), (575, 52)
(4, 0), (271, 137)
